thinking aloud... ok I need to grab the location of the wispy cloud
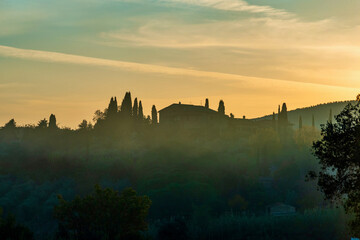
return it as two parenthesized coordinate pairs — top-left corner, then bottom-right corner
(102, 17), (335, 49)
(0, 45), (357, 90)
(161, 0), (293, 17)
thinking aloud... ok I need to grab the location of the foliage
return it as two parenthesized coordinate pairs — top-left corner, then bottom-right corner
(4, 119), (16, 129)
(312, 102), (360, 235)
(49, 114), (57, 129)
(0, 207), (35, 240)
(54, 185), (151, 240)
(217, 100), (225, 115)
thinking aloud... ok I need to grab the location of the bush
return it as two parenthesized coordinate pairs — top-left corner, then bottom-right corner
(54, 185), (151, 240)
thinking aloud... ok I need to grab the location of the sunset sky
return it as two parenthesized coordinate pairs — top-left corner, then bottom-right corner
(1, 0), (360, 128)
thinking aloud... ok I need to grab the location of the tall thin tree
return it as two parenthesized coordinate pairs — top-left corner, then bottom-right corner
(133, 98), (138, 118)
(218, 100), (225, 115)
(151, 105), (158, 124)
(205, 98), (209, 109)
(49, 114), (57, 128)
(138, 101), (144, 120)
(120, 92), (132, 117)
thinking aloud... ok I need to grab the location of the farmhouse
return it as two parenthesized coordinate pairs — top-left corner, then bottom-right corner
(158, 103), (224, 127)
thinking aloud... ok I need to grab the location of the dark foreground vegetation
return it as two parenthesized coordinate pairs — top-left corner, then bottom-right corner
(0, 92), (358, 239)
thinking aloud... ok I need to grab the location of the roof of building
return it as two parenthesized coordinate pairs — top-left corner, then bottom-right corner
(158, 103), (219, 114)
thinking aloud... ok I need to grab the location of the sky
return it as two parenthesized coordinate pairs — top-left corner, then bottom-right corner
(1, 0), (360, 128)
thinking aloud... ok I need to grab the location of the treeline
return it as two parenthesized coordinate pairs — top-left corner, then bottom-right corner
(258, 100), (356, 129)
(0, 92), (348, 239)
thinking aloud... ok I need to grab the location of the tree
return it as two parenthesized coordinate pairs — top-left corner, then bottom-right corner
(49, 114), (57, 128)
(329, 109), (333, 124)
(54, 185), (151, 240)
(107, 97), (118, 118)
(357, 94), (360, 102)
(93, 110), (105, 123)
(278, 105), (281, 119)
(37, 118), (48, 128)
(279, 103), (288, 124)
(133, 98), (139, 118)
(3, 119), (16, 129)
(299, 115), (303, 129)
(138, 101), (144, 120)
(120, 92), (132, 117)
(218, 100), (225, 115)
(78, 120), (89, 130)
(205, 98), (209, 109)
(0, 208), (34, 240)
(310, 102), (360, 235)
(152, 105), (158, 124)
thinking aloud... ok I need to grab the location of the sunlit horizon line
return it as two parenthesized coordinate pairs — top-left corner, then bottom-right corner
(0, 45), (358, 91)
(7, 97), (356, 130)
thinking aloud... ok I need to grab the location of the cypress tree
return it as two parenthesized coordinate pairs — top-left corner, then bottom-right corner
(218, 100), (225, 115)
(133, 98), (138, 118)
(299, 115), (302, 129)
(205, 98), (209, 109)
(329, 109), (333, 123)
(114, 97), (118, 112)
(281, 103), (288, 123)
(138, 101), (144, 120)
(4, 119), (16, 129)
(107, 97), (118, 118)
(278, 105), (281, 120)
(120, 92), (132, 117)
(49, 114), (57, 128)
(151, 105), (158, 124)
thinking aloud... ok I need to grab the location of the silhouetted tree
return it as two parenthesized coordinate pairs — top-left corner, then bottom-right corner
(0, 208), (34, 240)
(277, 105), (281, 120)
(329, 109), (333, 123)
(3, 119), (16, 129)
(299, 115), (303, 129)
(78, 120), (89, 130)
(49, 114), (57, 128)
(357, 94), (360, 102)
(54, 185), (151, 240)
(139, 101), (144, 120)
(230, 113), (234, 118)
(152, 105), (158, 124)
(107, 97), (118, 118)
(310, 102), (360, 235)
(37, 119), (48, 129)
(133, 98), (139, 118)
(205, 98), (209, 109)
(121, 92), (132, 117)
(218, 100), (225, 115)
(93, 110), (105, 123)
(146, 115), (151, 125)
(281, 103), (288, 122)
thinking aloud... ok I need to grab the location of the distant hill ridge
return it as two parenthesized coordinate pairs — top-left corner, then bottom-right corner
(253, 100), (357, 129)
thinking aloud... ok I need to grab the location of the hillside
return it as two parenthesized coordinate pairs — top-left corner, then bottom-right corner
(254, 101), (357, 129)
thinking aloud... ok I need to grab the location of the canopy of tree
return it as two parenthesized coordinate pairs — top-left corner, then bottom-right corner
(311, 102), (360, 235)
(54, 185), (151, 240)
